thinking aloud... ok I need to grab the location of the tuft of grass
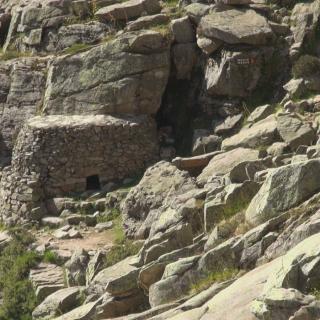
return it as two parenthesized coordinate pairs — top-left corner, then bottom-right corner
(0, 49), (32, 61)
(42, 250), (63, 266)
(62, 43), (93, 55)
(97, 208), (121, 223)
(163, 0), (179, 8)
(190, 267), (238, 295)
(102, 217), (142, 267)
(311, 288), (320, 300)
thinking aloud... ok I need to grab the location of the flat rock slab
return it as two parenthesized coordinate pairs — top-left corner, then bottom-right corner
(197, 148), (260, 184)
(95, 0), (161, 21)
(246, 159), (320, 226)
(32, 287), (83, 320)
(221, 115), (279, 151)
(30, 263), (66, 302)
(277, 113), (316, 150)
(198, 9), (273, 45)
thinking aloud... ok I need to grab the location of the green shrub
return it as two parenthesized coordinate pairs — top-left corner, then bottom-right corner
(42, 250), (63, 266)
(190, 267), (238, 295)
(0, 229), (40, 320)
(97, 208), (121, 223)
(292, 55), (320, 79)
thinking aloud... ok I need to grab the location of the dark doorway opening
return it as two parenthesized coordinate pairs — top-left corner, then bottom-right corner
(86, 174), (101, 190)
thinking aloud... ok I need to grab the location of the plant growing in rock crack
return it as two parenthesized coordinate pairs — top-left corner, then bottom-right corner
(101, 216), (143, 267)
(190, 266), (239, 295)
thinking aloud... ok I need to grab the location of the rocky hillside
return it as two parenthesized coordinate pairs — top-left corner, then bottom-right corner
(1, 0), (320, 319)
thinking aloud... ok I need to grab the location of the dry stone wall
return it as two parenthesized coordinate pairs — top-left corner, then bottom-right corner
(0, 114), (158, 223)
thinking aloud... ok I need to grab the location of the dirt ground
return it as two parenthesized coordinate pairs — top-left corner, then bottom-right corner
(36, 228), (116, 253)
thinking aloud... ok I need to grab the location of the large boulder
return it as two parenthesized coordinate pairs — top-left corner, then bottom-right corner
(246, 160), (320, 226)
(90, 256), (140, 297)
(198, 9), (273, 45)
(221, 115), (279, 151)
(204, 49), (262, 97)
(121, 161), (198, 238)
(43, 30), (170, 115)
(197, 148), (260, 185)
(32, 287), (84, 320)
(95, 0), (161, 22)
(277, 113), (316, 150)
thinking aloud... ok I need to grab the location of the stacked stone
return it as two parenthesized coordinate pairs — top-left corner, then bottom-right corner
(0, 115), (158, 222)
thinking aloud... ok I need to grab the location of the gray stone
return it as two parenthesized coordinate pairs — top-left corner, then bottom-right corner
(246, 160), (320, 226)
(198, 148), (260, 185)
(32, 287), (84, 320)
(171, 16), (195, 43)
(65, 249), (89, 286)
(29, 263), (66, 302)
(43, 30), (170, 115)
(214, 114), (243, 136)
(95, 0), (161, 21)
(192, 130), (222, 156)
(222, 115), (279, 151)
(247, 104), (274, 124)
(204, 49), (262, 97)
(122, 161), (197, 239)
(198, 9), (273, 45)
(277, 114), (316, 150)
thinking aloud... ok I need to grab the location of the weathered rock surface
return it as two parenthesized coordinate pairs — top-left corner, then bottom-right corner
(197, 148), (260, 185)
(222, 115), (279, 150)
(277, 114), (316, 150)
(29, 263), (66, 302)
(121, 161), (197, 238)
(204, 49), (262, 97)
(43, 30), (170, 115)
(95, 0), (161, 22)
(246, 160), (320, 226)
(198, 9), (273, 45)
(32, 287), (84, 320)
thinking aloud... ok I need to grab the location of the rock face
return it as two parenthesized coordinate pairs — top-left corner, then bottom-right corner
(0, 114), (158, 222)
(277, 113), (316, 150)
(32, 287), (83, 320)
(0, 57), (47, 166)
(198, 9), (273, 45)
(197, 148), (260, 184)
(204, 49), (262, 97)
(246, 160), (320, 226)
(121, 161), (197, 238)
(43, 30), (170, 115)
(221, 115), (279, 150)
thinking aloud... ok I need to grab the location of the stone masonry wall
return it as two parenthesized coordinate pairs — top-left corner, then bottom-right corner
(0, 114), (158, 223)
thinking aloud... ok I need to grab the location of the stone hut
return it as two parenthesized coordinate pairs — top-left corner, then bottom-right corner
(0, 114), (158, 222)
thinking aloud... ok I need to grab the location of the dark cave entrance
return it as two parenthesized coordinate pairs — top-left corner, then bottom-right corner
(86, 174), (101, 190)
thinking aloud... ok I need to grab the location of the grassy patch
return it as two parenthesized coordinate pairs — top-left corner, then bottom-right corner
(163, 0), (179, 8)
(97, 208), (121, 223)
(102, 217), (142, 267)
(42, 250), (64, 266)
(0, 49), (32, 61)
(190, 267), (238, 295)
(62, 43), (93, 55)
(0, 228), (40, 320)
